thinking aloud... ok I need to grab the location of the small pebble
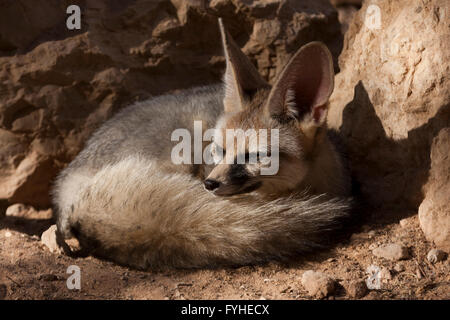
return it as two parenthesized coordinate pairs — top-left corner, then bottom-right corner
(6, 203), (29, 217)
(301, 270), (336, 299)
(366, 265), (391, 290)
(372, 243), (410, 261)
(427, 249), (447, 264)
(6, 203), (52, 219)
(4, 231), (12, 238)
(41, 225), (63, 254)
(344, 280), (368, 299)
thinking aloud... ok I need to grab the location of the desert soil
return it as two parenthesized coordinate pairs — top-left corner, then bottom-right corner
(0, 207), (449, 300)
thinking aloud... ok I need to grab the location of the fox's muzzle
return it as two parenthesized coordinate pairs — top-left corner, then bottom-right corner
(204, 163), (263, 196)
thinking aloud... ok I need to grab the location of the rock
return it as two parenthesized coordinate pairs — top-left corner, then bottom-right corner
(427, 249), (447, 264)
(301, 270), (336, 299)
(0, 0), (342, 208)
(372, 243), (410, 261)
(372, 243), (409, 261)
(365, 265), (391, 290)
(41, 225), (63, 254)
(419, 128), (450, 252)
(5, 203), (52, 219)
(366, 265), (381, 290)
(328, 0), (450, 209)
(5, 203), (27, 217)
(344, 280), (368, 299)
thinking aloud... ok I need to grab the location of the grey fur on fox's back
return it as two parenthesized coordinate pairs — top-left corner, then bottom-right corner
(59, 85), (223, 174)
(53, 20), (353, 270)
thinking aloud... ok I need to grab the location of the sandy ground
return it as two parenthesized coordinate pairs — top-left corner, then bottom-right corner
(0, 207), (449, 300)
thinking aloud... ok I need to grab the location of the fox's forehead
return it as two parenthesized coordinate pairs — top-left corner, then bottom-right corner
(214, 114), (302, 156)
(213, 89), (305, 155)
(220, 110), (265, 131)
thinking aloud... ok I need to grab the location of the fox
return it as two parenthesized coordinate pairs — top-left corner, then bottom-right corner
(52, 19), (353, 270)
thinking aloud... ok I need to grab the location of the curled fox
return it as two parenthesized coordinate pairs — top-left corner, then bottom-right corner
(53, 20), (353, 269)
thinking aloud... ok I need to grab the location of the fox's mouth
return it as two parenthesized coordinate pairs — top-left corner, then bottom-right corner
(210, 181), (262, 197)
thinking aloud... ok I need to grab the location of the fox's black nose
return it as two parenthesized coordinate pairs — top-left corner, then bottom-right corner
(204, 179), (220, 191)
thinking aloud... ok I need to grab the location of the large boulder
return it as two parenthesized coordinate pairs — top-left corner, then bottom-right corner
(0, 0), (342, 207)
(328, 0), (450, 209)
(419, 128), (450, 252)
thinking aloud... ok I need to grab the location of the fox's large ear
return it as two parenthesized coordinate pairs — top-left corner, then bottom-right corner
(219, 18), (268, 113)
(266, 42), (334, 127)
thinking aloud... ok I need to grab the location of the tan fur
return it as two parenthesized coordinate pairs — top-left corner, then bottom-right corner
(53, 21), (353, 270)
(206, 91), (350, 198)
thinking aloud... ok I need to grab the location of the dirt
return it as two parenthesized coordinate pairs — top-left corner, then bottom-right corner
(0, 208), (449, 300)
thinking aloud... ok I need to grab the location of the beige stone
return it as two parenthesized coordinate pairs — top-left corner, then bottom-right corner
(41, 225), (63, 254)
(328, 0), (450, 209)
(5, 203), (52, 219)
(372, 243), (410, 261)
(301, 270), (336, 299)
(419, 128), (450, 252)
(344, 280), (368, 299)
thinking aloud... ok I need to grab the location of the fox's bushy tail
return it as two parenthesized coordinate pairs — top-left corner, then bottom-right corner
(54, 157), (352, 269)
